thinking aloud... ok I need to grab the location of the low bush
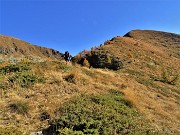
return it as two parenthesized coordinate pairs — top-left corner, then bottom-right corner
(0, 127), (22, 135)
(43, 90), (157, 135)
(64, 72), (77, 84)
(0, 64), (31, 74)
(39, 111), (51, 121)
(9, 101), (30, 114)
(57, 62), (74, 71)
(8, 73), (44, 88)
(161, 70), (179, 85)
(150, 69), (179, 85)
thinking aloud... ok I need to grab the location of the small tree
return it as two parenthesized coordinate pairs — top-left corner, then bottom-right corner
(83, 58), (90, 68)
(91, 47), (95, 52)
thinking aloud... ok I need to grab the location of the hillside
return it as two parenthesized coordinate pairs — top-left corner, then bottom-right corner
(124, 30), (180, 58)
(0, 30), (180, 135)
(83, 30), (180, 133)
(0, 34), (63, 62)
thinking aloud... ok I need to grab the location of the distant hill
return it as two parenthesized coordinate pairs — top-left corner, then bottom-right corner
(0, 34), (63, 61)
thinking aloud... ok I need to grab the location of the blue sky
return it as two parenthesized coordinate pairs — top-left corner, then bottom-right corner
(1, 0), (180, 56)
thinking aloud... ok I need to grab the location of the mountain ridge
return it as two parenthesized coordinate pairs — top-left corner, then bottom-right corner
(0, 34), (63, 61)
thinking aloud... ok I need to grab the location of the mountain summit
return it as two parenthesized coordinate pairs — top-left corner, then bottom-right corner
(124, 30), (180, 58)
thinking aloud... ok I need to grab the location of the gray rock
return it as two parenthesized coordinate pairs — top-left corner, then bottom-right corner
(30, 131), (43, 135)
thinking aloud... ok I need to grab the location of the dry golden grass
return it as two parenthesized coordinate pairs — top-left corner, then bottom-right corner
(0, 61), (125, 134)
(0, 30), (180, 134)
(1, 58), (179, 134)
(96, 33), (180, 133)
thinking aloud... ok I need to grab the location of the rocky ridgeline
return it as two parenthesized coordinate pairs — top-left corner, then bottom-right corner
(0, 34), (64, 61)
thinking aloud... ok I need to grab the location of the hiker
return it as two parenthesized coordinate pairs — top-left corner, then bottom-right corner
(64, 51), (70, 63)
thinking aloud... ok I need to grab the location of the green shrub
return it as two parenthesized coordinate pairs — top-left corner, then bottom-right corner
(72, 50), (123, 70)
(86, 50), (123, 70)
(58, 62), (74, 71)
(161, 70), (179, 85)
(150, 70), (179, 85)
(9, 101), (30, 114)
(0, 127), (22, 135)
(8, 73), (44, 88)
(64, 73), (76, 84)
(0, 64), (31, 74)
(43, 91), (158, 135)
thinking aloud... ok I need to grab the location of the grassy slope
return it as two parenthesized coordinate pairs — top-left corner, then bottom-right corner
(93, 30), (180, 134)
(0, 30), (179, 134)
(0, 59), (179, 134)
(0, 61), (155, 134)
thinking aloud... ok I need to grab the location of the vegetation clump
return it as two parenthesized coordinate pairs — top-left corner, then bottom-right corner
(8, 73), (44, 88)
(86, 50), (123, 70)
(0, 127), (22, 135)
(72, 50), (123, 70)
(82, 58), (90, 67)
(64, 72), (78, 84)
(39, 111), (51, 121)
(0, 82), (9, 89)
(43, 90), (157, 135)
(57, 61), (74, 71)
(9, 101), (30, 114)
(150, 69), (179, 85)
(0, 64), (31, 74)
(160, 69), (179, 85)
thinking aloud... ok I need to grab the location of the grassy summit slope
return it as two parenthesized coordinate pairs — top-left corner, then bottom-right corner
(0, 30), (179, 134)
